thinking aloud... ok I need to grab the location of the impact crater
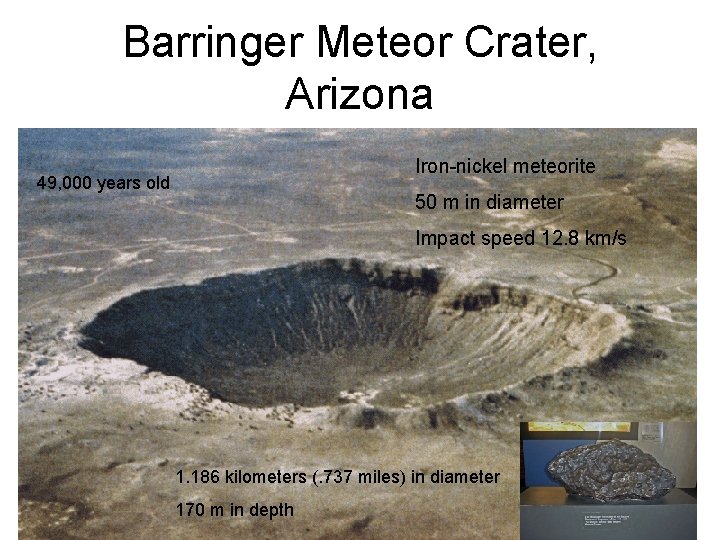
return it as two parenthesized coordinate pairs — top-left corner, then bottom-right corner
(80, 258), (628, 408)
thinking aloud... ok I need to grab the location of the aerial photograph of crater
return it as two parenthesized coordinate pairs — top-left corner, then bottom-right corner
(18, 129), (696, 538)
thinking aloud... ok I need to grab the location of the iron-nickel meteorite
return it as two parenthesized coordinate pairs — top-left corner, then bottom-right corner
(547, 439), (676, 501)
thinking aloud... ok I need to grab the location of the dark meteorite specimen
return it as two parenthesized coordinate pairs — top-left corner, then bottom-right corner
(547, 439), (676, 501)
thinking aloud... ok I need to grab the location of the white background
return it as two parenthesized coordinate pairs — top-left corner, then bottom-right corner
(5, 0), (713, 536)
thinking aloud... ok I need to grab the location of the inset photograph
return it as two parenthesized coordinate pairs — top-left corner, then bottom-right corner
(520, 421), (697, 539)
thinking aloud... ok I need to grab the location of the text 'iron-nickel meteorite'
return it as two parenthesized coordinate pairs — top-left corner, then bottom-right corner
(547, 439), (676, 501)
